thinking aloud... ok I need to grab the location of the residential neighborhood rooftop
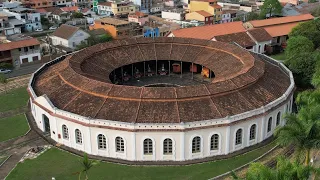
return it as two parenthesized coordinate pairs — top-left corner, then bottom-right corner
(52, 24), (80, 40)
(97, 17), (130, 26)
(248, 14), (314, 27)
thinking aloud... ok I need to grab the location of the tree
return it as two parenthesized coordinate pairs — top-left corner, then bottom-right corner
(0, 74), (8, 94)
(76, 33), (113, 50)
(77, 153), (99, 180)
(71, 12), (84, 19)
(246, 12), (261, 21)
(231, 156), (320, 180)
(285, 36), (314, 61)
(275, 104), (320, 166)
(259, 0), (283, 19)
(289, 19), (320, 48)
(311, 6), (320, 17)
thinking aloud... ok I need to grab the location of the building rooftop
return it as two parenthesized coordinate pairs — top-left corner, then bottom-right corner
(263, 22), (301, 37)
(214, 32), (255, 48)
(98, 2), (112, 6)
(248, 14), (313, 27)
(195, 10), (212, 17)
(169, 21), (246, 40)
(52, 24), (79, 40)
(31, 37), (291, 123)
(0, 38), (39, 51)
(97, 17), (130, 26)
(247, 28), (273, 42)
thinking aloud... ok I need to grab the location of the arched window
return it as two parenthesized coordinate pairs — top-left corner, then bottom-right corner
(143, 138), (153, 155)
(235, 129), (242, 145)
(163, 138), (173, 155)
(75, 129), (82, 144)
(62, 125), (69, 140)
(192, 136), (201, 153)
(210, 134), (219, 150)
(249, 124), (256, 140)
(115, 137), (124, 153)
(97, 134), (106, 150)
(276, 112), (281, 126)
(267, 117), (272, 132)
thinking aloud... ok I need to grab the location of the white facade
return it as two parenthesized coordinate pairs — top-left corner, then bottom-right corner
(19, 51), (41, 64)
(97, 5), (113, 16)
(29, 54), (295, 162)
(50, 29), (90, 49)
(221, 13), (231, 23)
(162, 10), (185, 21)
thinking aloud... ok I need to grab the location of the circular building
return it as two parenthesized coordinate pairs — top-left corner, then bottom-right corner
(28, 37), (294, 163)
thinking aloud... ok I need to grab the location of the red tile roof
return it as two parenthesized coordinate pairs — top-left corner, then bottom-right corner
(61, 6), (78, 12)
(35, 8), (47, 13)
(249, 14), (313, 27)
(211, 4), (222, 9)
(247, 28), (273, 42)
(52, 24), (79, 40)
(195, 10), (212, 17)
(0, 38), (40, 51)
(98, 2), (112, 6)
(263, 22), (301, 37)
(214, 32), (256, 47)
(170, 21), (246, 40)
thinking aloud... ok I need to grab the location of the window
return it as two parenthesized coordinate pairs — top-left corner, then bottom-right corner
(249, 124), (256, 140)
(72, 42), (76, 47)
(210, 134), (219, 150)
(24, 47), (28, 52)
(75, 129), (82, 144)
(115, 137), (124, 153)
(276, 112), (281, 126)
(143, 138), (153, 155)
(22, 58), (28, 63)
(267, 117), (272, 132)
(30, 45), (34, 49)
(97, 134), (106, 149)
(235, 129), (242, 145)
(163, 138), (173, 155)
(192, 136), (201, 153)
(62, 125), (69, 140)
(32, 56), (39, 61)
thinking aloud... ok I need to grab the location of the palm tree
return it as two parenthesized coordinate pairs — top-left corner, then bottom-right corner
(275, 104), (320, 165)
(78, 153), (99, 180)
(231, 156), (320, 180)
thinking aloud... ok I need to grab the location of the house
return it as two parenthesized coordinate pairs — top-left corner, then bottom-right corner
(0, 35), (41, 67)
(244, 14), (314, 46)
(50, 24), (89, 49)
(89, 17), (142, 38)
(97, 2), (113, 16)
(132, 0), (152, 13)
(60, 6), (78, 13)
(150, 4), (164, 13)
(0, 10), (25, 35)
(221, 10), (236, 23)
(161, 9), (186, 21)
(107, 1), (136, 17)
(128, 11), (148, 26)
(247, 28), (273, 54)
(282, 2), (320, 17)
(188, 0), (222, 23)
(50, 7), (70, 21)
(217, 2), (258, 13)
(144, 15), (180, 37)
(167, 21), (273, 53)
(9, 8), (42, 32)
(185, 10), (214, 25)
(27, 0), (54, 9)
(52, 0), (74, 7)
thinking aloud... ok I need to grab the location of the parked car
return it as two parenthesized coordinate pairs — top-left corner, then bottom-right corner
(0, 69), (12, 74)
(35, 28), (43, 32)
(49, 26), (57, 30)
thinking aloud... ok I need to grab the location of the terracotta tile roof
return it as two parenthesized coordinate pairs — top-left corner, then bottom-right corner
(61, 6), (78, 12)
(32, 37), (293, 123)
(211, 4), (222, 9)
(249, 14), (313, 27)
(35, 8), (47, 13)
(129, 11), (147, 18)
(97, 17), (130, 26)
(195, 10), (212, 17)
(263, 22), (300, 37)
(191, 0), (216, 2)
(52, 24), (79, 40)
(170, 21), (246, 40)
(98, 2), (112, 6)
(247, 28), (273, 42)
(214, 32), (256, 47)
(0, 38), (40, 51)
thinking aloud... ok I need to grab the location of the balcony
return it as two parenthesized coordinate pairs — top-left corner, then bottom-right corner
(20, 49), (40, 56)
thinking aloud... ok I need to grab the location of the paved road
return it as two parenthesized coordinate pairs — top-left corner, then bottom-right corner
(5, 63), (43, 79)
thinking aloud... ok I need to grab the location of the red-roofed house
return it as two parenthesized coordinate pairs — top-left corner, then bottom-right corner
(244, 14), (314, 46)
(128, 12), (149, 26)
(188, 0), (222, 23)
(61, 6), (78, 13)
(185, 10), (214, 24)
(0, 36), (41, 67)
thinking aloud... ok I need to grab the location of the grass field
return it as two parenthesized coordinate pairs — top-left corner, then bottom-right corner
(270, 53), (286, 61)
(0, 114), (29, 142)
(7, 142), (276, 180)
(0, 87), (29, 112)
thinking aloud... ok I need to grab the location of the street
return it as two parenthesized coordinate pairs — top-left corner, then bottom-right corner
(5, 63), (44, 78)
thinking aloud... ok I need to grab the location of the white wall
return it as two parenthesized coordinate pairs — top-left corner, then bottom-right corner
(162, 11), (184, 21)
(51, 29), (89, 49)
(19, 52), (41, 63)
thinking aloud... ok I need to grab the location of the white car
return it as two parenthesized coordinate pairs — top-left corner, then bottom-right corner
(35, 28), (43, 32)
(49, 26), (57, 30)
(0, 69), (12, 74)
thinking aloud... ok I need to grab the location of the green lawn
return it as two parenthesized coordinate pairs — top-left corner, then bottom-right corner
(0, 114), (29, 142)
(0, 87), (29, 112)
(7, 142), (276, 180)
(270, 53), (286, 61)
